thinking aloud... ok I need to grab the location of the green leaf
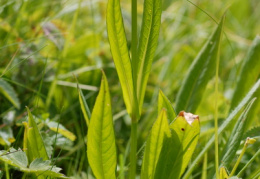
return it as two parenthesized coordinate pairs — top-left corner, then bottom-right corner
(230, 36), (260, 110)
(25, 107), (49, 163)
(141, 109), (171, 179)
(0, 148), (28, 169)
(175, 16), (225, 113)
(135, 0), (162, 112)
(183, 79), (260, 179)
(0, 78), (20, 109)
(0, 126), (15, 146)
(77, 83), (91, 126)
(221, 98), (256, 167)
(170, 111), (200, 176)
(220, 167), (229, 179)
(158, 90), (176, 123)
(87, 72), (117, 179)
(46, 121), (77, 141)
(0, 149), (68, 178)
(154, 129), (182, 179)
(107, 0), (138, 118)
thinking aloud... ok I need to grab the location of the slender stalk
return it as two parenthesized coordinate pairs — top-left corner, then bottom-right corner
(214, 34), (220, 179)
(130, 121), (138, 179)
(5, 163), (10, 179)
(130, 0), (138, 178)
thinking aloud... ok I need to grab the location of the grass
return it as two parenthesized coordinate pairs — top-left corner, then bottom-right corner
(0, 0), (260, 178)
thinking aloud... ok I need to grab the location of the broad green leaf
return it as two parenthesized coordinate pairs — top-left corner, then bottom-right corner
(158, 90), (176, 122)
(220, 167), (229, 179)
(230, 36), (260, 110)
(183, 79), (260, 179)
(46, 121), (76, 141)
(170, 111), (200, 176)
(77, 83), (91, 126)
(25, 107), (49, 163)
(135, 0), (162, 112)
(0, 78), (20, 109)
(107, 0), (138, 118)
(221, 98), (256, 167)
(0, 148), (28, 169)
(154, 129), (182, 179)
(175, 16), (225, 113)
(141, 109), (171, 179)
(0, 149), (68, 178)
(87, 72), (117, 179)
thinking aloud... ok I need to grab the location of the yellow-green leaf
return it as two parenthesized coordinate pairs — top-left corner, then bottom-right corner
(141, 109), (171, 179)
(87, 72), (117, 179)
(158, 90), (176, 123)
(107, 0), (138, 118)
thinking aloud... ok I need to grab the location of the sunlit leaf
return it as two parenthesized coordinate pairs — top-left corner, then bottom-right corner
(0, 78), (20, 109)
(135, 0), (162, 112)
(158, 90), (176, 122)
(175, 16), (225, 113)
(141, 109), (171, 179)
(46, 121), (76, 141)
(87, 72), (117, 179)
(77, 83), (91, 126)
(170, 111), (200, 176)
(220, 167), (229, 179)
(107, 0), (138, 118)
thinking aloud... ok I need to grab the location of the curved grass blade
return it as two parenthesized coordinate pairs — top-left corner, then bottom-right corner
(221, 98), (256, 168)
(77, 83), (91, 126)
(158, 90), (176, 123)
(175, 16), (225, 113)
(136, 0), (162, 112)
(182, 79), (260, 179)
(87, 72), (117, 179)
(25, 107), (49, 163)
(230, 36), (260, 110)
(0, 78), (20, 109)
(107, 0), (138, 118)
(141, 109), (170, 179)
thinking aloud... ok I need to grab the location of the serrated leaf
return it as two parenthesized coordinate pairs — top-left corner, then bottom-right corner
(87, 72), (117, 179)
(243, 126), (260, 139)
(47, 121), (76, 141)
(0, 148), (28, 169)
(158, 90), (176, 123)
(77, 84), (91, 126)
(135, 0), (162, 112)
(0, 78), (20, 109)
(183, 79), (260, 179)
(25, 107), (49, 163)
(175, 16), (225, 113)
(230, 36), (260, 110)
(107, 0), (138, 118)
(170, 111), (200, 176)
(141, 109), (171, 179)
(221, 98), (256, 167)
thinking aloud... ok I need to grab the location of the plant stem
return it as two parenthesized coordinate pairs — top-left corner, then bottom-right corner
(5, 163), (10, 179)
(130, 121), (138, 179)
(130, 0), (138, 178)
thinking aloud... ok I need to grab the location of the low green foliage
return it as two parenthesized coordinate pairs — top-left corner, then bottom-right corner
(0, 0), (259, 178)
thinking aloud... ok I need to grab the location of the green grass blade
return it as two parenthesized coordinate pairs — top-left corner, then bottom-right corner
(141, 109), (171, 179)
(107, 0), (138, 118)
(182, 79), (260, 179)
(221, 98), (256, 167)
(170, 111), (200, 176)
(87, 72), (117, 179)
(136, 0), (162, 112)
(0, 78), (20, 109)
(158, 90), (176, 122)
(25, 107), (49, 163)
(175, 16), (225, 113)
(77, 83), (91, 126)
(230, 36), (260, 110)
